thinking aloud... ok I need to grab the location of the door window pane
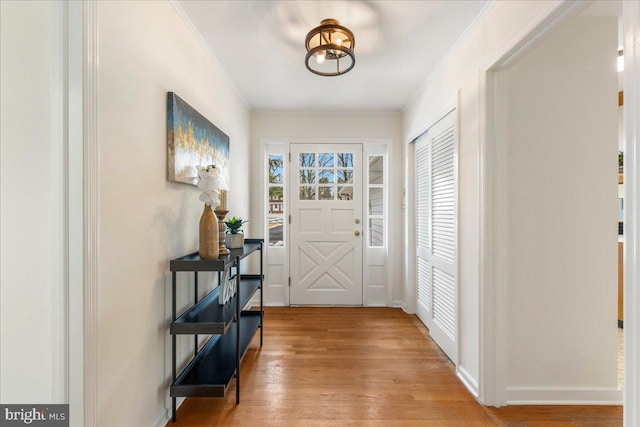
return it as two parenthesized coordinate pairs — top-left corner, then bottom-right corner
(337, 153), (353, 168)
(318, 153), (334, 167)
(337, 186), (353, 200)
(269, 215), (284, 246)
(299, 153), (315, 167)
(369, 218), (383, 247)
(269, 186), (284, 213)
(369, 188), (383, 215)
(366, 154), (385, 248)
(267, 153), (285, 247)
(299, 186), (316, 200)
(269, 155), (284, 184)
(369, 155), (383, 184)
(337, 169), (353, 184)
(318, 170), (334, 184)
(299, 170), (315, 184)
(318, 187), (334, 200)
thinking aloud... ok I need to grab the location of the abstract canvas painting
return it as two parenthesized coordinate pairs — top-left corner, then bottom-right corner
(167, 92), (230, 185)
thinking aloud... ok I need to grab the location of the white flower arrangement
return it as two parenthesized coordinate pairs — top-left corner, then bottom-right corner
(197, 165), (222, 207)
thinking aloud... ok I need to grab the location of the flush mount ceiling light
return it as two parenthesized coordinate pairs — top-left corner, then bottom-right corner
(305, 19), (355, 77)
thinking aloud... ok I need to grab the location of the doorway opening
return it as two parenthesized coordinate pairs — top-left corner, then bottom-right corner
(483, 2), (624, 406)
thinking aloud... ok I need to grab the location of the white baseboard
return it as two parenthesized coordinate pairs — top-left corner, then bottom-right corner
(153, 410), (170, 427)
(392, 300), (407, 311)
(507, 386), (623, 405)
(457, 366), (479, 398)
(155, 397), (186, 427)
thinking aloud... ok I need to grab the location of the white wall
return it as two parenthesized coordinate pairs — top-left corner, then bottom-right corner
(402, 0), (591, 397)
(0, 0), (66, 404)
(96, 1), (250, 425)
(250, 112), (404, 305)
(506, 17), (619, 401)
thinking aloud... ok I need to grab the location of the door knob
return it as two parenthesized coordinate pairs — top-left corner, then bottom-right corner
(354, 231), (361, 237)
(355, 219), (361, 224)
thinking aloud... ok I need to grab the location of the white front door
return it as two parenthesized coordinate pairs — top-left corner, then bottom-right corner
(289, 144), (363, 305)
(415, 110), (458, 364)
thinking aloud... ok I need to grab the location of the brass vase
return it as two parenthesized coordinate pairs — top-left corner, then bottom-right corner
(214, 209), (230, 255)
(199, 204), (219, 259)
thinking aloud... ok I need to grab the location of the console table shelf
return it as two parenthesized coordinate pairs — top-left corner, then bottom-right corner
(170, 275), (261, 335)
(169, 239), (263, 423)
(171, 312), (261, 398)
(170, 241), (262, 272)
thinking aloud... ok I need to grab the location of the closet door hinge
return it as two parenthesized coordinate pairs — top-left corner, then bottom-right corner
(288, 277), (291, 287)
(289, 153), (291, 162)
(288, 215), (291, 224)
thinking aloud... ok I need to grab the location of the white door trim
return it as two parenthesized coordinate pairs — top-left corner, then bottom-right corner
(83, 1), (99, 425)
(623, 1), (640, 425)
(51, 0), (69, 404)
(403, 140), (416, 315)
(478, 67), (509, 407)
(477, 0), (598, 407)
(259, 138), (392, 307)
(66, 1), (87, 425)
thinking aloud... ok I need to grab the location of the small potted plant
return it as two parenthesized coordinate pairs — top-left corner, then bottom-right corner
(224, 216), (248, 249)
(620, 150), (624, 173)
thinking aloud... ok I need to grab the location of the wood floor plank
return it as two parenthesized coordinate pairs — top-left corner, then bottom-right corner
(168, 307), (622, 427)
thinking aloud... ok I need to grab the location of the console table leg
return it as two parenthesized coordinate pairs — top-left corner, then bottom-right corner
(194, 272), (198, 356)
(236, 257), (241, 404)
(172, 271), (177, 422)
(236, 372), (240, 404)
(259, 243), (263, 346)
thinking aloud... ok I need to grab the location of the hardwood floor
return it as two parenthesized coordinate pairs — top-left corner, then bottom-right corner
(168, 307), (622, 426)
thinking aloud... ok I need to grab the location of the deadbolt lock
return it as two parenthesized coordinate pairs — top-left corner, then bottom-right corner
(355, 219), (360, 224)
(354, 231), (361, 237)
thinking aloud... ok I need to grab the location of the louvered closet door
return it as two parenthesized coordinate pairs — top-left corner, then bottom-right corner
(415, 110), (458, 364)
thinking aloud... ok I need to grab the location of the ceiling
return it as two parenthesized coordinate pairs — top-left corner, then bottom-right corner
(578, 0), (621, 18)
(177, 1), (488, 112)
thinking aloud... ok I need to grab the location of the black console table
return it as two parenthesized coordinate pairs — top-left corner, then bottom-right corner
(169, 238), (263, 422)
